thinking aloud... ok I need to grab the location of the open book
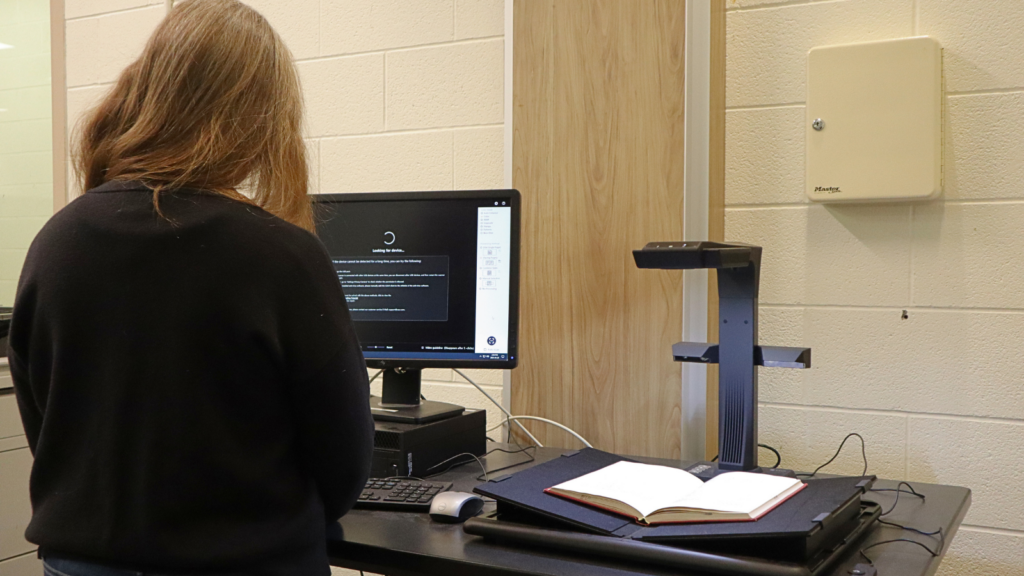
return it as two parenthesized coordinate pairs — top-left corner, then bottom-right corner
(545, 461), (805, 525)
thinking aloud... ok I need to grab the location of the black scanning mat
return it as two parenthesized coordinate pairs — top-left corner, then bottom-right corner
(637, 476), (872, 542)
(473, 448), (635, 534)
(474, 447), (875, 554)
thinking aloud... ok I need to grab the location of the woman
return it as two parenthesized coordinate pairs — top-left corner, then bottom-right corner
(8, 1), (373, 574)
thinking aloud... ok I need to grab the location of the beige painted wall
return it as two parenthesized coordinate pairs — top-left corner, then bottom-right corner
(60, 0), (507, 459)
(726, 0), (1024, 572)
(0, 0), (53, 307)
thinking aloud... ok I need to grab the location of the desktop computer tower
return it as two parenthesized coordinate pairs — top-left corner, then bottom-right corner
(371, 409), (487, 478)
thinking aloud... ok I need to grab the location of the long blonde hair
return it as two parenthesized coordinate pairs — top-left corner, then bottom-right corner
(74, 0), (313, 231)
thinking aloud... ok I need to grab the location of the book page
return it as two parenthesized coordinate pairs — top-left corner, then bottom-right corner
(550, 461), (706, 518)
(669, 472), (803, 514)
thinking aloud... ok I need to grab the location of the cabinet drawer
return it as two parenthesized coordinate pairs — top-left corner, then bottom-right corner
(0, 551), (41, 575)
(0, 448), (33, 561)
(0, 394), (23, 440)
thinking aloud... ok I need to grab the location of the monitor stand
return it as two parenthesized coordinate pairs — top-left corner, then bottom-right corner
(370, 368), (465, 424)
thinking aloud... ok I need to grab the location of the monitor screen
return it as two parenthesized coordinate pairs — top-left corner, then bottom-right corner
(313, 190), (520, 369)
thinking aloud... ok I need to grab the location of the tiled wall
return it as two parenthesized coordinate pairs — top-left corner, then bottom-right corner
(61, 0), (507, 442)
(726, 0), (1024, 572)
(0, 0), (52, 307)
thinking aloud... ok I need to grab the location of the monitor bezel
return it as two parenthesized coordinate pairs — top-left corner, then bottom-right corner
(312, 189), (521, 370)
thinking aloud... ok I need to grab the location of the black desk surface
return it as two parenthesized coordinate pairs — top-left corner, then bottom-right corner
(327, 445), (971, 576)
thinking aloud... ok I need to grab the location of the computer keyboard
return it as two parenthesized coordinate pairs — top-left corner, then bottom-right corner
(353, 478), (453, 512)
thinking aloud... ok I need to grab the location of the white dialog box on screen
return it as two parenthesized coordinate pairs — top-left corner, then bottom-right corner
(474, 207), (511, 354)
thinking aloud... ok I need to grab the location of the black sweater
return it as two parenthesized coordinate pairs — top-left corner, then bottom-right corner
(8, 180), (373, 575)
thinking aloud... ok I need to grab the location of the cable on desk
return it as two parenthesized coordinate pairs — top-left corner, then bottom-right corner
(858, 534), (941, 566)
(859, 479), (944, 565)
(475, 448), (537, 482)
(453, 369), (543, 447)
(369, 370), (382, 384)
(426, 445), (537, 480)
(426, 452), (489, 481)
(878, 481), (925, 517)
(877, 519), (942, 538)
(870, 485), (925, 500)
(796, 432), (867, 478)
(486, 445), (537, 457)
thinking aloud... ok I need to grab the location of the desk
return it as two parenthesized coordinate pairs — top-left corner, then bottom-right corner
(327, 445), (970, 576)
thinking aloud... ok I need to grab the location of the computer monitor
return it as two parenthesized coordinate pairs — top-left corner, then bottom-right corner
(313, 190), (520, 423)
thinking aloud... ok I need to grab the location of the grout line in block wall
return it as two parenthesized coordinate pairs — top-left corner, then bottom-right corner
(317, 0), (322, 57)
(947, 86), (1024, 97)
(958, 524), (1024, 537)
(725, 102), (805, 112)
(67, 82), (116, 92)
(724, 203), (808, 211)
(316, 123), (504, 141)
(726, 0), (841, 14)
(293, 35), (504, 65)
(65, 3), (163, 22)
(908, 205), (914, 307)
(383, 53), (387, 131)
(761, 402), (1024, 426)
(761, 303), (1024, 315)
(904, 414), (909, 479)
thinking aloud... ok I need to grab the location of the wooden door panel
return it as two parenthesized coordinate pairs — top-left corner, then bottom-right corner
(512, 0), (685, 458)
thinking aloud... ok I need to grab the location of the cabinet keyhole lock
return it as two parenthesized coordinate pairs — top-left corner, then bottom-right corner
(812, 118), (825, 131)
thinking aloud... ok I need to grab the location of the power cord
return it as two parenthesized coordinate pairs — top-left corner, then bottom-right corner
(859, 479), (943, 565)
(425, 452), (489, 482)
(760, 444), (781, 469)
(796, 432), (867, 478)
(500, 416), (593, 448)
(453, 369), (544, 447)
(870, 485), (925, 498)
(424, 444), (539, 481)
(454, 369), (593, 449)
(475, 444), (537, 481)
(878, 481), (924, 516)
(859, 536), (940, 565)
(877, 519), (941, 537)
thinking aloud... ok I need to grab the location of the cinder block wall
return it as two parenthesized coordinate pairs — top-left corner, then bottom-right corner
(726, 0), (1024, 572)
(62, 1), (507, 443)
(0, 0), (53, 307)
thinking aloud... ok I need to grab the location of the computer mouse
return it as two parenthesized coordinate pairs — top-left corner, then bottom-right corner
(429, 491), (485, 523)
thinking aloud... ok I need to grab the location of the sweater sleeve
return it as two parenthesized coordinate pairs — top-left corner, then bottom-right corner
(7, 258), (43, 454)
(8, 347), (42, 454)
(288, 342), (373, 521)
(279, 235), (374, 522)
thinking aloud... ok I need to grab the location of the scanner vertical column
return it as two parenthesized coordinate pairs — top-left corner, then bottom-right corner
(715, 249), (761, 471)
